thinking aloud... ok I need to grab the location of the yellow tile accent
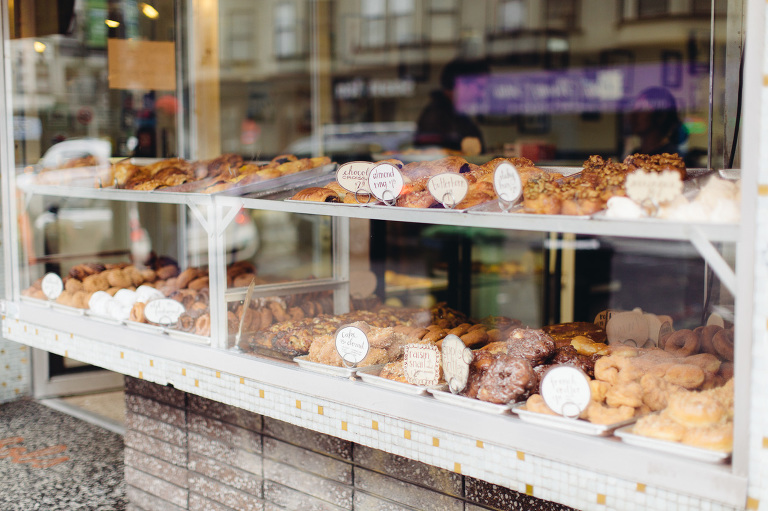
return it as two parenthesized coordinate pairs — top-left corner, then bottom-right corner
(1, 316), (4, 320)
(764, 75), (768, 87)
(636, 483), (646, 493)
(149, 360), (154, 367)
(763, 437), (768, 448)
(259, 389), (265, 398)
(341, 421), (348, 431)
(120, 352), (124, 359)
(69, 333), (73, 339)
(19, 346), (25, 351)
(1, 382), (5, 387)
(372, 421), (378, 431)
(525, 484), (533, 496)
(182, 368), (186, 376)
(760, 184), (768, 196)
(517, 451), (525, 461)
(20, 358), (27, 364)
(194, 379), (199, 387)
(64, 350), (68, 358)
(454, 462), (461, 474)
(139, 372), (143, 379)
(404, 429), (411, 439)
(23, 326), (26, 332)
(216, 371), (220, 378)
(318, 406), (324, 415)
(34, 329), (38, 335)
(55, 335), (58, 341)
(597, 494), (606, 505)
(296, 400), (302, 409)
(476, 440), (484, 448)
(240, 377), (245, 384)
(747, 497), (760, 510)
(432, 437), (440, 447)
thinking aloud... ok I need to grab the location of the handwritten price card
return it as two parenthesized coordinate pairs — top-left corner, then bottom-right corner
(41, 273), (63, 300)
(540, 366), (591, 418)
(144, 299), (186, 325)
(493, 162), (523, 204)
(367, 163), (404, 204)
(427, 173), (468, 208)
(404, 344), (441, 386)
(441, 334), (472, 393)
(337, 161), (373, 193)
(334, 325), (370, 366)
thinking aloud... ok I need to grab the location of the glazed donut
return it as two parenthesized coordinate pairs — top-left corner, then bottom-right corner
(663, 364), (705, 389)
(188, 276), (209, 291)
(632, 412), (687, 442)
(584, 401), (634, 425)
(129, 302), (147, 323)
(525, 394), (557, 416)
(697, 325), (722, 355)
(605, 382), (644, 408)
(718, 362), (734, 380)
(194, 313), (211, 336)
(681, 422), (733, 452)
(667, 391), (727, 427)
(639, 374), (676, 411)
(683, 353), (721, 374)
(64, 278), (83, 293)
(712, 329), (734, 361)
(588, 379), (610, 403)
(105, 269), (131, 289)
(663, 329), (700, 357)
(176, 268), (199, 289)
(189, 301), (208, 318)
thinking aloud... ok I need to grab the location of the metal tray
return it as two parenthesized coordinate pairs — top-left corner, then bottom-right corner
(293, 356), (386, 378)
(510, 403), (637, 436)
(85, 312), (124, 326)
(357, 367), (447, 395)
(614, 425), (731, 463)
(167, 329), (211, 345)
(427, 389), (514, 414)
(20, 296), (52, 308)
(204, 163), (337, 198)
(50, 302), (86, 316)
(125, 320), (166, 335)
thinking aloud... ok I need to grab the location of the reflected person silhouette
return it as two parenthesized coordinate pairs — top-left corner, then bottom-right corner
(627, 86), (688, 158)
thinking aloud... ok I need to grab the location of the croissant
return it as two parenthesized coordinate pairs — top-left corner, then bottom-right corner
(291, 187), (341, 202)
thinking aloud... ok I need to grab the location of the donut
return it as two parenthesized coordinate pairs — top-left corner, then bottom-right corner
(663, 364), (705, 389)
(105, 269), (131, 288)
(712, 329), (734, 361)
(259, 308), (273, 328)
(525, 394), (557, 415)
(188, 276), (209, 291)
(697, 325), (722, 355)
(683, 353), (721, 374)
(64, 278), (83, 293)
(227, 311), (240, 333)
(663, 329), (700, 357)
(176, 268), (199, 289)
(194, 313), (211, 336)
(476, 355), (537, 404)
(681, 422), (733, 452)
(584, 401), (634, 425)
(718, 362), (734, 380)
(156, 264), (179, 280)
(667, 391), (727, 427)
(605, 382), (644, 408)
(233, 273), (256, 288)
(83, 273), (109, 293)
(129, 302), (146, 323)
(177, 313), (195, 332)
(140, 269), (157, 283)
(588, 379), (610, 403)
(633, 412), (687, 442)
(269, 301), (288, 322)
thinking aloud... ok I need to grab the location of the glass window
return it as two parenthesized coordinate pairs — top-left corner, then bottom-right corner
(637, 0), (669, 17)
(274, 3), (298, 57)
(498, 0), (526, 31)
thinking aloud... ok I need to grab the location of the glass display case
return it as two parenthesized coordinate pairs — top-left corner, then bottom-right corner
(0, 0), (762, 509)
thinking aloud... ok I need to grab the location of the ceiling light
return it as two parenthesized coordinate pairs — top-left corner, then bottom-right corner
(141, 3), (159, 19)
(105, 19), (120, 28)
(33, 41), (46, 53)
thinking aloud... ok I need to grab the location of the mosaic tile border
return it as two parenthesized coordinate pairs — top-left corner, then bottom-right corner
(3, 316), (758, 511)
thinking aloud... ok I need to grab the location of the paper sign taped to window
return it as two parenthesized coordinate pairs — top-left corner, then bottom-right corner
(108, 39), (176, 91)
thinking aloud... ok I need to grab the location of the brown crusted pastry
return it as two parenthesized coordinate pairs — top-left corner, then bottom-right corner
(65, 278), (83, 293)
(104, 269), (131, 289)
(176, 268), (200, 289)
(523, 176), (561, 215)
(195, 314), (211, 336)
(83, 274), (109, 293)
(505, 328), (556, 366)
(476, 355), (537, 404)
(396, 189), (437, 208)
(542, 322), (607, 346)
(379, 360), (408, 383)
(233, 273), (256, 288)
(188, 277), (209, 291)
(139, 269), (157, 283)
(156, 264), (179, 280)
(623, 153), (686, 180)
(291, 187), (341, 203)
(130, 302), (147, 323)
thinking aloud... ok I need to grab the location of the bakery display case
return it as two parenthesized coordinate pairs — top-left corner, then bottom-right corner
(2, 0), (766, 509)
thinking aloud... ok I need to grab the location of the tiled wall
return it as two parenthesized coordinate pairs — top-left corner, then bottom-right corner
(124, 376), (574, 511)
(0, 338), (30, 403)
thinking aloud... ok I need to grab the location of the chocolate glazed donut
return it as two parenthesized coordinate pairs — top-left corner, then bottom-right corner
(663, 329), (700, 357)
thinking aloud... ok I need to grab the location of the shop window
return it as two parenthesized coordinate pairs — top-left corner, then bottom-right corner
(225, 10), (253, 63)
(637, 0), (669, 17)
(497, 0), (526, 32)
(428, 0), (458, 44)
(546, 0), (579, 30)
(274, 2), (300, 58)
(360, 0), (417, 48)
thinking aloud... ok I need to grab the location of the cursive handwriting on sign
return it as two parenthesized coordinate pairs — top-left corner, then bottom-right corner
(0, 436), (69, 468)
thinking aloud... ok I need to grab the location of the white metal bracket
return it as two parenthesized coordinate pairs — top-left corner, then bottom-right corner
(690, 226), (736, 295)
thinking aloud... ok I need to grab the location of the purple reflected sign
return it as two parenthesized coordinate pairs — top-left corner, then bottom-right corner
(454, 64), (705, 116)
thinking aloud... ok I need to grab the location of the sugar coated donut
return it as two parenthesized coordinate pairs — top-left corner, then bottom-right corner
(667, 391), (726, 428)
(663, 329), (700, 357)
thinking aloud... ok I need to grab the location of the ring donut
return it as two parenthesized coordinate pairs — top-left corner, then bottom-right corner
(663, 329), (700, 357)
(698, 325), (723, 355)
(129, 302), (146, 323)
(712, 328), (734, 361)
(194, 313), (211, 336)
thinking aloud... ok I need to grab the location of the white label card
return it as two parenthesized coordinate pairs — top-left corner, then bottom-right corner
(594, 309), (615, 329)
(367, 163), (404, 204)
(41, 273), (63, 300)
(441, 334), (473, 394)
(403, 343), (441, 386)
(337, 161), (374, 193)
(144, 299), (186, 325)
(625, 170), (683, 204)
(540, 366), (591, 418)
(493, 162), (523, 204)
(427, 173), (469, 208)
(706, 313), (725, 328)
(334, 325), (370, 366)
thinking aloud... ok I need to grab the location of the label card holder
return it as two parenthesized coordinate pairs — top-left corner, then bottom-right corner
(403, 344), (441, 387)
(427, 173), (469, 209)
(334, 325), (370, 367)
(337, 161), (374, 202)
(441, 334), (472, 394)
(493, 162), (523, 212)
(41, 273), (63, 300)
(540, 366), (591, 419)
(144, 299), (186, 325)
(368, 163), (404, 205)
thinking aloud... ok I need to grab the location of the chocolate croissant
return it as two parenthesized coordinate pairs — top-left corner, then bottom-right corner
(290, 187), (341, 203)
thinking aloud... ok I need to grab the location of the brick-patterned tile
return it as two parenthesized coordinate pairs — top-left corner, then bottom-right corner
(354, 490), (421, 511)
(263, 458), (353, 509)
(125, 377), (186, 408)
(354, 444), (462, 497)
(464, 477), (576, 511)
(188, 394), (262, 432)
(188, 413), (261, 453)
(124, 430), (187, 467)
(263, 437), (352, 485)
(189, 492), (247, 511)
(263, 417), (352, 461)
(354, 468), (463, 511)
(127, 393), (186, 427)
(188, 432), (263, 475)
(126, 412), (187, 447)
(126, 486), (186, 511)
(126, 448), (188, 488)
(125, 467), (188, 508)
(189, 473), (264, 511)
(263, 480), (350, 511)
(188, 453), (262, 497)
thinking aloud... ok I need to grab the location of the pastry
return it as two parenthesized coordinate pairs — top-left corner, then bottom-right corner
(476, 355), (536, 404)
(290, 187), (341, 203)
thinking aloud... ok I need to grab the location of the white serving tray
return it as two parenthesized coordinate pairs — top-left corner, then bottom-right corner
(357, 367), (447, 395)
(293, 356), (386, 378)
(510, 403), (637, 436)
(614, 425), (731, 463)
(427, 389), (514, 414)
